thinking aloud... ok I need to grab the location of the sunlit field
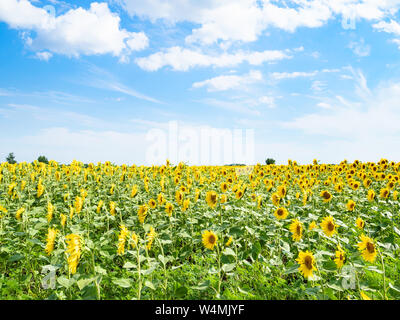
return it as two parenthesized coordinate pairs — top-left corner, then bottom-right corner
(1, 159), (400, 300)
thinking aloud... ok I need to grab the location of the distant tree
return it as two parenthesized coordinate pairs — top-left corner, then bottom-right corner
(37, 155), (49, 164)
(6, 152), (17, 164)
(265, 158), (276, 165)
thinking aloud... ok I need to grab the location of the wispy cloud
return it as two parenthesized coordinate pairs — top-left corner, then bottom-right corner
(83, 65), (163, 104)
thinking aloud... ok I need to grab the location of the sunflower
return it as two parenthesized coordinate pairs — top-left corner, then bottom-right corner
(205, 191), (219, 209)
(109, 201), (116, 216)
(320, 190), (332, 203)
(225, 236), (233, 246)
(356, 217), (365, 230)
(15, 207), (25, 221)
(96, 200), (103, 213)
(380, 187), (390, 199)
(346, 200), (356, 211)
(308, 221), (317, 231)
(296, 250), (316, 279)
(367, 189), (375, 201)
(220, 182), (228, 193)
(360, 291), (372, 300)
(334, 183), (343, 192)
(277, 185), (287, 198)
(165, 202), (173, 217)
(289, 219), (303, 241)
(202, 230), (218, 250)
(137, 204), (148, 223)
(357, 234), (377, 263)
(148, 198), (157, 209)
(182, 199), (190, 212)
(274, 207), (289, 220)
(321, 215), (337, 237)
(334, 245), (345, 269)
(157, 193), (165, 205)
(130, 185), (138, 198)
(235, 188), (245, 200)
(271, 192), (281, 206)
(175, 190), (184, 204)
(220, 194), (227, 204)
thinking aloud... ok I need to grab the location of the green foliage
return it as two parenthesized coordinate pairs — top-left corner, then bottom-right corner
(37, 155), (49, 164)
(265, 158), (275, 165)
(5, 152), (16, 164)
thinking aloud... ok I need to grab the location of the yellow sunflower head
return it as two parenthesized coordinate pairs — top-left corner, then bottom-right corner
(296, 250), (316, 279)
(320, 190), (332, 203)
(274, 207), (289, 220)
(357, 234), (377, 263)
(367, 189), (375, 201)
(289, 219), (302, 242)
(205, 191), (219, 209)
(334, 245), (345, 269)
(356, 217), (365, 230)
(346, 200), (356, 211)
(321, 215), (337, 237)
(202, 230), (218, 250)
(148, 198), (157, 209)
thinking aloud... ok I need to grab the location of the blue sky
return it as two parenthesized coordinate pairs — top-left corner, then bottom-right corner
(1, 0), (400, 165)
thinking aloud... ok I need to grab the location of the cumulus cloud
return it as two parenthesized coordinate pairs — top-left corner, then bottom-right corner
(373, 19), (400, 35)
(116, 0), (400, 45)
(0, 0), (148, 59)
(135, 46), (291, 71)
(192, 70), (263, 92)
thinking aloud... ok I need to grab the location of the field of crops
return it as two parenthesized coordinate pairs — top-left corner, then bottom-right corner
(0, 159), (400, 300)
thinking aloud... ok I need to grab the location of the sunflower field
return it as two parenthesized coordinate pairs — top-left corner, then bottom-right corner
(1, 158), (400, 300)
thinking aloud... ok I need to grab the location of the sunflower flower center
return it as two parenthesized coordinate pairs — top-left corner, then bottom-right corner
(366, 242), (375, 253)
(304, 256), (313, 270)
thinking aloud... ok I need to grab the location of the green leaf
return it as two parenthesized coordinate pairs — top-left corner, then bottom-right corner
(77, 278), (94, 290)
(112, 278), (132, 288)
(283, 264), (299, 275)
(322, 260), (338, 271)
(222, 263), (236, 272)
(144, 280), (155, 290)
(389, 283), (400, 294)
(8, 254), (24, 262)
(223, 248), (236, 256)
(95, 265), (107, 275)
(192, 280), (210, 291)
(57, 276), (74, 289)
(175, 286), (188, 298)
(123, 262), (136, 269)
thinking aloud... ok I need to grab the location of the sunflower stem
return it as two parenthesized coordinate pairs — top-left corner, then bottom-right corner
(378, 249), (387, 300)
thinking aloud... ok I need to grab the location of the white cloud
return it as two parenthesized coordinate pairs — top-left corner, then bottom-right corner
(117, 0), (400, 45)
(83, 65), (162, 103)
(201, 98), (261, 115)
(35, 51), (53, 61)
(311, 80), (327, 92)
(348, 38), (371, 57)
(281, 75), (400, 161)
(373, 19), (400, 35)
(0, 0), (148, 59)
(258, 95), (276, 109)
(135, 46), (291, 71)
(271, 71), (318, 80)
(192, 70), (262, 92)
(316, 102), (331, 109)
(392, 38), (400, 49)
